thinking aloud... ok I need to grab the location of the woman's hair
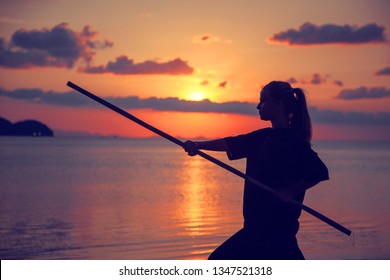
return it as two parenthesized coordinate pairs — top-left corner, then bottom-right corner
(263, 81), (312, 143)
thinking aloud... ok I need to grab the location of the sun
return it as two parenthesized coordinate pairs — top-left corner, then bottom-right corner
(188, 91), (206, 101)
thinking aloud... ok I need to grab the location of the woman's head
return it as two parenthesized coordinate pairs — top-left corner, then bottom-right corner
(258, 81), (312, 143)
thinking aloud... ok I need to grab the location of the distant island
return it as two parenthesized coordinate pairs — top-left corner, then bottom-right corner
(0, 117), (54, 137)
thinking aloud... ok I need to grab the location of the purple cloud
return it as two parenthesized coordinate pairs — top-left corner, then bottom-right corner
(286, 77), (298, 84)
(0, 23), (112, 68)
(310, 73), (326, 84)
(336, 87), (390, 100)
(298, 73), (327, 85)
(286, 74), (342, 87)
(83, 55), (194, 75)
(375, 66), (390, 76)
(269, 22), (387, 45)
(0, 22), (193, 75)
(2, 87), (389, 125)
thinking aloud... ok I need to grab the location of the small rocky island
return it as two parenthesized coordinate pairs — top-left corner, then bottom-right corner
(0, 117), (54, 137)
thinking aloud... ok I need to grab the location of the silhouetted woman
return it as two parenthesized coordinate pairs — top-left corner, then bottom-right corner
(184, 81), (329, 260)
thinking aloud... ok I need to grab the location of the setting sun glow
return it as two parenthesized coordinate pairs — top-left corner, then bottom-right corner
(188, 91), (206, 101)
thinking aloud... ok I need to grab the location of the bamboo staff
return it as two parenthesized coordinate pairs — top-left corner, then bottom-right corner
(67, 81), (352, 236)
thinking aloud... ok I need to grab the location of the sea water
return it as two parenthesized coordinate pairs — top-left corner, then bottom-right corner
(0, 137), (389, 259)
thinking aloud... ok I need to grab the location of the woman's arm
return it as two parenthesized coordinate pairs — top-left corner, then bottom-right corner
(183, 139), (229, 156)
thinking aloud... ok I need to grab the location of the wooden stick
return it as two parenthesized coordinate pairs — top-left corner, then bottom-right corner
(67, 81), (352, 236)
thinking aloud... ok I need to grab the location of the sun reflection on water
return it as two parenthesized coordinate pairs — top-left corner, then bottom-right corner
(180, 157), (217, 236)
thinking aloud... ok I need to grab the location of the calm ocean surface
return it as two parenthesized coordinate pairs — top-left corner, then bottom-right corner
(0, 137), (389, 260)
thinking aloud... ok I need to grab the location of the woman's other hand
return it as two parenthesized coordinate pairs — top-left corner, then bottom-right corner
(183, 141), (198, 156)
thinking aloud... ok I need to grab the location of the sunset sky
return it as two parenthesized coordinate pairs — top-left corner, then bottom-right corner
(1, 0), (389, 140)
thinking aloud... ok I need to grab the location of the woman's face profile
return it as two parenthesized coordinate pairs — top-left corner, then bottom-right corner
(257, 91), (283, 121)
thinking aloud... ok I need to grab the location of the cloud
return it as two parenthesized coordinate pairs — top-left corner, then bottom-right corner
(286, 77), (298, 84)
(269, 22), (387, 45)
(293, 73), (342, 87)
(0, 87), (94, 106)
(200, 80), (209, 86)
(375, 66), (390, 76)
(298, 73), (327, 85)
(0, 86), (254, 114)
(309, 107), (390, 125)
(336, 87), (390, 100)
(218, 81), (228, 88)
(0, 23), (193, 75)
(0, 23), (113, 69)
(1, 87), (389, 125)
(310, 73), (326, 84)
(83, 55), (194, 75)
(199, 79), (230, 88)
(192, 33), (232, 44)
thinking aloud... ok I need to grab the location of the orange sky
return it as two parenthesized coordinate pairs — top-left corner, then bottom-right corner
(0, 0), (389, 140)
